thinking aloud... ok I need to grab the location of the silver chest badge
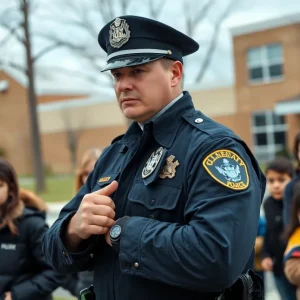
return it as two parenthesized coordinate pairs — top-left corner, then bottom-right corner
(142, 147), (164, 178)
(109, 17), (130, 48)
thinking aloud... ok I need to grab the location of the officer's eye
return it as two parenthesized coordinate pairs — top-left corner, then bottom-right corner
(132, 68), (144, 75)
(112, 72), (122, 79)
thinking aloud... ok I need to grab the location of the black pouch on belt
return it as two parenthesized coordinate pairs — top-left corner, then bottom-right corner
(218, 269), (264, 300)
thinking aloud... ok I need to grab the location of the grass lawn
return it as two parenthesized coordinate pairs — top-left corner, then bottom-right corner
(20, 175), (75, 203)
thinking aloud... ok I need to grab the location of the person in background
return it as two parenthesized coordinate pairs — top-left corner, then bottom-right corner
(254, 214), (266, 279)
(62, 147), (103, 297)
(74, 148), (103, 194)
(261, 157), (296, 300)
(0, 158), (63, 300)
(284, 132), (300, 226)
(284, 181), (300, 299)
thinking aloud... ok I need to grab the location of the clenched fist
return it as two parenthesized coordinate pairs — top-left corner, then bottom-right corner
(64, 181), (118, 250)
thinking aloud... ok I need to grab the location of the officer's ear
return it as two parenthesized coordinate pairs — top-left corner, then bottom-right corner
(170, 61), (183, 88)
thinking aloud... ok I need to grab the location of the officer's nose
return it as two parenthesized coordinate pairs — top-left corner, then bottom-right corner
(116, 75), (133, 92)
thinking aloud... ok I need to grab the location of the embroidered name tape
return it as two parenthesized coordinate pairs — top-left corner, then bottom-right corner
(99, 177), (111, 183)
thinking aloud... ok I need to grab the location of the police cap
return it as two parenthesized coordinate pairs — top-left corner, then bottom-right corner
(98, 15), (199, 72)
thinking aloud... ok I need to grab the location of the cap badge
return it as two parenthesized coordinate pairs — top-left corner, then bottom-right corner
(109, 17), (130, 49)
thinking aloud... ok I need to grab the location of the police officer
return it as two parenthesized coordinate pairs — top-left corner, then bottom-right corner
(42, 16), (266, 300)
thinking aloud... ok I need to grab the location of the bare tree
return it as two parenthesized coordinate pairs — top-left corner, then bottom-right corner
(36, 0), (236, 86)
(189, 0), (238, 83)
(148, 0), (168, 19)
(0, 1), (61, 191)
(0, 0), (107, 191)
(34, 0), (133, 79)
(61, 108), (84, 172)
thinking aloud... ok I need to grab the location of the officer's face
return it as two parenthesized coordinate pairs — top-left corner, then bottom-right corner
(111, 60), (180, 123)
(0, 180), (9, 206)
(266, 170), (291, 200)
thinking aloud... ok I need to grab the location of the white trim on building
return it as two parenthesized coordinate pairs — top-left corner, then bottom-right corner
(37, 94), (115, 112)
(231, 12), (300, 36)
(275, 96), (300, 115)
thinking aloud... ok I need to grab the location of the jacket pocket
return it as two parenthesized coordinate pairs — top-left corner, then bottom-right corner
(127, 181), (182, 222)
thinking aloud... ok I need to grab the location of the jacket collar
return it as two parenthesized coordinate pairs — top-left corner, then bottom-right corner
(122, 91), (195, 148)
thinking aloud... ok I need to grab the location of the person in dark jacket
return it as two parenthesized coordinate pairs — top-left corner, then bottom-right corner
(0, 158), (63, 300)
(284, 131), (300, 226)
(261, 157), (296, 300)
(42, 16), (266, 300)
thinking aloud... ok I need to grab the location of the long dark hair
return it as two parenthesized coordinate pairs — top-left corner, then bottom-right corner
(0, 158), (23, 235)
(284, 180), (300, 241)
(294, 132), (300, 170)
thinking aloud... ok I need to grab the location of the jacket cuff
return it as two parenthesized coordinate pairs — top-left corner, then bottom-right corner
(119, 216), (153, 273)
(58, 212), (95, 264)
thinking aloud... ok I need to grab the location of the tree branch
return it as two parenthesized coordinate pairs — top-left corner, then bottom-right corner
(0, 24), (21, 47)
(0, 4), (19, 22)
(46, 66), (112, 88)
(0, 21), (25, 45)
(34, 32), (87, 51)
(194, 0), (237, 83)
(148, 0), (167, 19)
(184, 0), (216, 36)
(192, 0), (216, 28)
(0, 60), (26, 74)
(32, 42), (63, 63)
(120, 0), (133, 15)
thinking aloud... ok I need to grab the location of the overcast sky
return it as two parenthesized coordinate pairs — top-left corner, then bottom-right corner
(0, 0), (299, 95)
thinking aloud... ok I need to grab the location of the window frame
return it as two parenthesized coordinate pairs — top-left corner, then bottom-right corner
(252, 111), (287, 161)
(247, 43), (284, 85)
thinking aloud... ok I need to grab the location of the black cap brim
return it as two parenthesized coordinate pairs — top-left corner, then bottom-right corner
(101, 55), (165, 72)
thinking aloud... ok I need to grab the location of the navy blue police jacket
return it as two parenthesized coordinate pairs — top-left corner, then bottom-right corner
(43, 92), (266, 300)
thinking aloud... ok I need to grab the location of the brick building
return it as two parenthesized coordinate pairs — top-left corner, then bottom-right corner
(227, 13), (300, 161)
(0, 67), (88, 174)
(1, 13), (300, 174)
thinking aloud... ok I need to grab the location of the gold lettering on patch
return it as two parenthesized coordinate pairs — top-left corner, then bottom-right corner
(202, 149), (249, 190)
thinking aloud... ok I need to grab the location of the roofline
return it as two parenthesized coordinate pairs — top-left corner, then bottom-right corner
(0, 66), (26, 87)
(37, 94), (115, 112)
(231, 12), (300, 37)
(185, 82), (233, 92)
(0, 67), (102, 96)
(37, 88), (93, 96)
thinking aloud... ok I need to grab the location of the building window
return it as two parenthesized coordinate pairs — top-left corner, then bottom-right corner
(247, 43), (283, 84)
(252, 111), (287, 161)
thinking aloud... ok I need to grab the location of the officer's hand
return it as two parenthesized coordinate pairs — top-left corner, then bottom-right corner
(68, 181), (118, 240)
(261, 257), (273, 271)
(4, 292), (12, 300)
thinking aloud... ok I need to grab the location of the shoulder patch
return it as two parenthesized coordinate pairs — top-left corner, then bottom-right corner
(202, 149), (249, 190)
